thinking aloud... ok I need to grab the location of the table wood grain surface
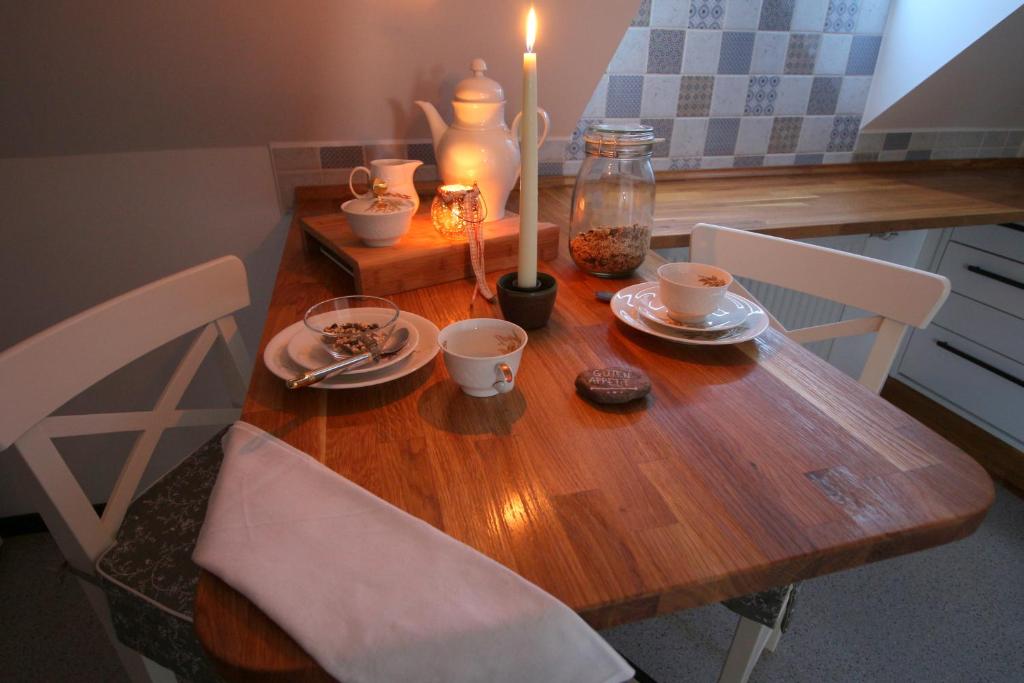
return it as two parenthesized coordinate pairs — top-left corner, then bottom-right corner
(195, 166), (998, 681)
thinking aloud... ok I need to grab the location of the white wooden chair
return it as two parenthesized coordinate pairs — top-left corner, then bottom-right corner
(689, 224), (950, 683)
(0, 256), (251, 683)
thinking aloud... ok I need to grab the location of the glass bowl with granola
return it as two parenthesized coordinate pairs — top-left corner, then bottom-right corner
(303, 296), (400, 360)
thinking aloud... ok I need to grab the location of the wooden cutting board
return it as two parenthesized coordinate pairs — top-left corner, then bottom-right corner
(300, 210), (560, 296)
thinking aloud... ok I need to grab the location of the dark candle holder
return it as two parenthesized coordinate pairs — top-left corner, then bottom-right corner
(496, 272), (557, 330)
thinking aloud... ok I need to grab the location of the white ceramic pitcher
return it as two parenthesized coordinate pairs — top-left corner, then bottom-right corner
(349, 158), (423, 212)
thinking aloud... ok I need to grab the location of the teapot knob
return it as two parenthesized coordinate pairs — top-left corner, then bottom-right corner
(470, 58), (488, 76)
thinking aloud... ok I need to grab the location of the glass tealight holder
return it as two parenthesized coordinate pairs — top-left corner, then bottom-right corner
(431, 184), (487, 240)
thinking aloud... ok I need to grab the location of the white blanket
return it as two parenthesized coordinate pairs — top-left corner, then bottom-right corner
(194, 422), (634, 683)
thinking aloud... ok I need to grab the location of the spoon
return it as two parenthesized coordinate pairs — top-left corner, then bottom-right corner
(286, 327), (411, 389)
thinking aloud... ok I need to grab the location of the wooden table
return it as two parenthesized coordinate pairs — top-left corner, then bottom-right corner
(195, 168), (996, 681)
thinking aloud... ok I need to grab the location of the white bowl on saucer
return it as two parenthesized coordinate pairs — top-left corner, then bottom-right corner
(656, 262), (733, 322)
(341, 197), (415, 247)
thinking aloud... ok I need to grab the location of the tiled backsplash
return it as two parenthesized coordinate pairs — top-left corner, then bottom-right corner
(272, 0), (1024, 210)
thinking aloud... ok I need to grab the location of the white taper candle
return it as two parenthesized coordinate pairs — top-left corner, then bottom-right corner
(518, 7), (539, 289)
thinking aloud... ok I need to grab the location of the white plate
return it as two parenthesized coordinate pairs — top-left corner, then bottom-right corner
(263, 311), (440, 389)
(286, 322), (419, 375)
(638, 289), (751, 332)
(612, 283), (770, 346)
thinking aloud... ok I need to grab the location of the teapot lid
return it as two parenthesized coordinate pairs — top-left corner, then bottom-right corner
(453, 58), (505, 103)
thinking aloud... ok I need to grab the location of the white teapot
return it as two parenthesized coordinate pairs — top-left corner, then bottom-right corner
(415, 58), (549, 222)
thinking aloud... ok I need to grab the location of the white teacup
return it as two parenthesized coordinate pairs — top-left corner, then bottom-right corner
(657, 262), (733, 322)
(438, 318), (527, 397)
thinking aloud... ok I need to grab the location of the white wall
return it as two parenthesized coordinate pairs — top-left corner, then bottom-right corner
(1, 0), (638, 157)
(863, 0), (1024, 129)
(0, 148), (287, 516)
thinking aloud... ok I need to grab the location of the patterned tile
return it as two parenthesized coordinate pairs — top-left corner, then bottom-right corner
(878, 150), (906, 162)
(671, 117), (710, 156)
(272, 146), (320, 171)
(852, 152), (879, 162)
(909, 131), (937, 150)
(670, 157), (703, 170)
(609, 28), (650, 73)
(765, 153), (797, 165)
(816, 33), (853, 74)
(785, 34), (820, 74)
(364, 143), (407, 163)
(724, 0), (762, 29)
(759, 0), (795, 31)
(883, 132), (912, 150)
(855, 133), (884, 152)
(807, 77), (841, 115)
(538, 162), (564, 176)
(641, 75), (682, 116)
(791, 0), (828, 31)
(745, 75), (780, 115)
(775, 76), (813, 114)
(798, 115), (834, 151)
(982, 131), (1009, 148)
(607, 75), (644, 117)
(319, 145), (364, 169)
(825, 0), (858, 32)
(751, 32), (789, 73)
(837, 76), (871, 113)
(690, 0), (725, 28)
(905, 149), (932, 161)
(718, 31), (755, 74)
(682, 30), (724, 73)
(710, 75), (750, 115)
(678, 75), (715, 116)
(641, 118), (674, 157)
(795, 153), (824, 164)
(406, 142), (436, 165)
(584, 76), (609, 118)
(651, 0), (692, 27)
(856, 0), (891, 33)
(846, 35), (882, 75)
(735, 117), (773, 154)
(828, 115), (861, 152)
(648, 29), (686, 73)
(734, 155), (765, 167)
(824, 151), (854, 163)
(566, 118), (598, 160)
(705, 117), (741, 155)
(768, 116), (803, 153)
(937, 131), (984, 148)
(631, 0), (652, 26)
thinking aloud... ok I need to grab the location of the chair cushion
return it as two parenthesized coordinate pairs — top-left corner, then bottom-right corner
(96, 429), (227, 682)
(723, 583), (798, 630)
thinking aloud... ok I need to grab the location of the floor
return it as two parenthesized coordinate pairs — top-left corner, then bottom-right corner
(1, 483), (1022, 682)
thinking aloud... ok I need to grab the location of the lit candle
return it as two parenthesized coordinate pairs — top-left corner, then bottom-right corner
(518, 6), (539, 289)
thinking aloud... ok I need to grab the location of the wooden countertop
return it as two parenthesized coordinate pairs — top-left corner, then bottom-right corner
(536, 160), (1024, 248)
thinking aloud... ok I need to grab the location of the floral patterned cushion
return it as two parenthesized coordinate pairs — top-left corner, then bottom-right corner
(96, 430), (227, 682)
(723, 583), (798, 630)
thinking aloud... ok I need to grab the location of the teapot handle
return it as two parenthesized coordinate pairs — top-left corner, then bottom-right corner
(512, 106), (550, 150)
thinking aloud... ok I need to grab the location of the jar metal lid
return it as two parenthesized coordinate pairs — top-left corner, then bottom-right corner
(583, 123), (654, 158)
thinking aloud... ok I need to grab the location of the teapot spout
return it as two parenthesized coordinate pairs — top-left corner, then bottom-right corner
(414, 100), (448, 154)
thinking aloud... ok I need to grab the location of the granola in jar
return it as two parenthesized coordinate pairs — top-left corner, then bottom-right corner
(569, 224), (651, 278)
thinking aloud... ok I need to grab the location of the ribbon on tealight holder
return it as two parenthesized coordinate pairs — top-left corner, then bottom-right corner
(431, 184), (494, 304)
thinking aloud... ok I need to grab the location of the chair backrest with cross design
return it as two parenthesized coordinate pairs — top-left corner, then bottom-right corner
(690, 223), (950, 393)
(0, 255), (251, 577)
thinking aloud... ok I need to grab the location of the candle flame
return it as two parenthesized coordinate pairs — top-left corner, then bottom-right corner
(526, 7), (537, 52)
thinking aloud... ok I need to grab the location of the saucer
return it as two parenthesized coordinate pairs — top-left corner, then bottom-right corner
(611, 283), (769, 346)
(638, 289), (751, 332)
(286, 322), (419, 375)
(263, 311), (439, 389)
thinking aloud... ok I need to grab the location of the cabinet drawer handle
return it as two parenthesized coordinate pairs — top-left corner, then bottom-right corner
(998, 223), (1024, 233)
(965, 265), (1024, 290)
(935, 340), (1024, 389)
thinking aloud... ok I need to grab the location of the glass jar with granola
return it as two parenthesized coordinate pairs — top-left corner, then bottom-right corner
(569, 124), (655, 278)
